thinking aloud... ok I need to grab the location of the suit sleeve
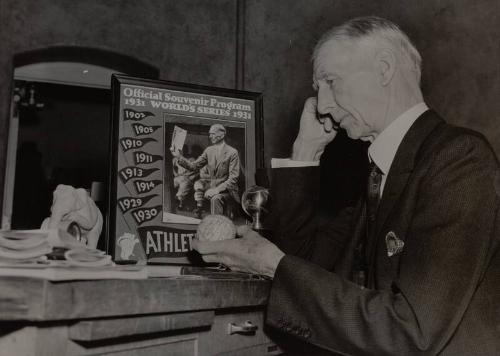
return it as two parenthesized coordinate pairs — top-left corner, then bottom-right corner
(269, 166), (355, 270)
(178, 150), (208, 171)
(267, 134), (500, 355)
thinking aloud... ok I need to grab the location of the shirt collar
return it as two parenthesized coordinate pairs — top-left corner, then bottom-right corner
(368, 102), (429, 175)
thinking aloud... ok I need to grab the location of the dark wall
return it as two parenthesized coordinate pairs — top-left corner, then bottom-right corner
(387, 0), (500, 147)
(0, 0), (239, 210)
(2, 0), (500, 215)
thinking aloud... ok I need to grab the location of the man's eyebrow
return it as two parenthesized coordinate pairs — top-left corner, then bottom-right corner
(314, 70), (324, 79)
(312, 71), (331, 84)
(315, 69), (333, 80)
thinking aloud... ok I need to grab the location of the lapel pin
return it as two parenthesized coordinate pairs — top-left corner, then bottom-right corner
(385, 231), (404, 257)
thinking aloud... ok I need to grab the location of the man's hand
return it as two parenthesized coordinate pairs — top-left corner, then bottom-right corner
(292, 97), (338, 161)
(192, 225), (285, 278)
(204, 188), (219, 199)
(170, 146), (181, 158)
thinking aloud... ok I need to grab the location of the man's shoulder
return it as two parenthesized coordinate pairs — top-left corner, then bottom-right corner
(204, 145), (216, 154)
(436, 120), (493, 154)
(395, 110), (498, 173)
(413, 110), (493, 152)
(224, 144), (238, 155)
(420, 113), (498, 165)
(421, 109), (484, 138)
(440, 119), (485, 139)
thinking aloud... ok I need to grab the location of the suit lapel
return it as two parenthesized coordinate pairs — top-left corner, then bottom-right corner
(375, 110), (443, 236)
(214, 144), (228, 174)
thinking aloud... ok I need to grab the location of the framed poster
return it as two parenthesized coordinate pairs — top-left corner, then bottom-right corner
(108, 74), (263, 264)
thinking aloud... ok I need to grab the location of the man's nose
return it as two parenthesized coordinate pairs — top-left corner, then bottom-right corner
(317, 86), (336, 114)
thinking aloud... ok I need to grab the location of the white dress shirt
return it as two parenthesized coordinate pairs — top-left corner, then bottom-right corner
(368, 102), (429, 196)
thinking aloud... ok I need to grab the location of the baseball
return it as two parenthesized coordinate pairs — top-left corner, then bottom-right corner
(196, 214), (236, 241)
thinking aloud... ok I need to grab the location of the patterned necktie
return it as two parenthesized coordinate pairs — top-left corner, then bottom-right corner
(366, 160), (382, 226)
(353, 160), (382, 287)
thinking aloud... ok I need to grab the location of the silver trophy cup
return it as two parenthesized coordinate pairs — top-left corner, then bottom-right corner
(241, 185), (270, 230)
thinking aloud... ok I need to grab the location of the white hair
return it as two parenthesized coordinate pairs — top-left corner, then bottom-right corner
(209, 124), (226, 133)
(313, 16), (422, 83)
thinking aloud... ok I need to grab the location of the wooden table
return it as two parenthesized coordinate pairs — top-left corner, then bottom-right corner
(0, 276), (281, 356)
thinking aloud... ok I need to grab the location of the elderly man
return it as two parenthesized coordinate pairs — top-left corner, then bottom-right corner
(171, 124), (240, 218)
(193, 16), (500, 355)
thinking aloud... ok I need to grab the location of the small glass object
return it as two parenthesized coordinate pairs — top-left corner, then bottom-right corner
(241, 186), (270, 230)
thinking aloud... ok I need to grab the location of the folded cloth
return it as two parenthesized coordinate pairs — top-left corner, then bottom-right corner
(0, 228), (112, 266)
(0, 243), (52, 260)
(0, 229), (53, 260)
(41, 185), (103, 249)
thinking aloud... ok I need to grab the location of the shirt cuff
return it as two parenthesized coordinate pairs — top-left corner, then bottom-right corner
(271, 158), (320, 168)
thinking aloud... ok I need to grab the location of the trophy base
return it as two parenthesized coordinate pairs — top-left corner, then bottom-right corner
(252, 226), (273, 240)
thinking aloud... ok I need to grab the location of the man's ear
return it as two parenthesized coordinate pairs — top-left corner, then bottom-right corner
(377, 49), (396, 86)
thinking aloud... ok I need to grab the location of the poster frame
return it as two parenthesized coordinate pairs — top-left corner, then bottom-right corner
(107, 74), (263, 264)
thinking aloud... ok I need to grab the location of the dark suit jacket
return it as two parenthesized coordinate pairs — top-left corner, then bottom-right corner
(266, 110), (500, 355)
(178, 143), (240, 202)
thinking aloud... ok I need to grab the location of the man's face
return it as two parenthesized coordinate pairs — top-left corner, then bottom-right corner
(209, 127), (225, 144)
(313, 39), (386, 142)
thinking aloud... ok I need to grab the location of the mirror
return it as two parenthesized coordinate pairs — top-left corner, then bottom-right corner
(2, 53), (159, 251)
(9, 80), (110, 227)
